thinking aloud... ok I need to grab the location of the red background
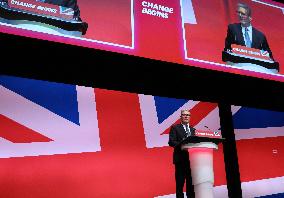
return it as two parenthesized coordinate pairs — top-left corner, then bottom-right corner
(79, 0), (132, 46)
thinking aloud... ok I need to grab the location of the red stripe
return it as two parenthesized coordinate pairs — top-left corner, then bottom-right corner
(0, 115), (53, 143)
(190, 102), (218, 126)
(163, 102), (218, 134)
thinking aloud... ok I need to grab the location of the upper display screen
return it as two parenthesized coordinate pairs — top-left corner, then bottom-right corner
(0, 0), (283, 81)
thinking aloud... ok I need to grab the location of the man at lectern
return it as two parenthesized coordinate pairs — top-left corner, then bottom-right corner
(36, 0), (82, 21)
(224, 2), (274, 60)
(168, 110), (195, 198)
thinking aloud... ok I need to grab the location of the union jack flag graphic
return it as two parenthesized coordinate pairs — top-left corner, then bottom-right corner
(0, 75), (101, 158)
(0, 75), (284, 198)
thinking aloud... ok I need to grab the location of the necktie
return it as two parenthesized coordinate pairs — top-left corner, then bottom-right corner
(244, 27), (251, 48)
(185, 125), (191, 136)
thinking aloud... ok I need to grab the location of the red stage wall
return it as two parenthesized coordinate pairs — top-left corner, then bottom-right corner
(0, 76), (227, 197)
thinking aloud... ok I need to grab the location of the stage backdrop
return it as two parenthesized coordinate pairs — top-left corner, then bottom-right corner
(0, 75), (227, 197)
(0, 0), (283, 81)
(232, 105), (284, 197)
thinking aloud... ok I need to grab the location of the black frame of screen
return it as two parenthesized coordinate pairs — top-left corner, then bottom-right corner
(1, 31), (284, 197)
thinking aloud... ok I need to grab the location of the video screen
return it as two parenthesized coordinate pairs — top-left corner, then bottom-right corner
(1, 0), (283, 80)
(182, 0), (284, 78)
(232, 105), (284, 197)
(0, 0), (134, 48)
(0, 75), (227, 197)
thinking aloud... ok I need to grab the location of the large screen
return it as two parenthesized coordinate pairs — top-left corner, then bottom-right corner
(0, 75), (227, 197)
(232, 105), (284, 197)
(0, 0), (283, 81)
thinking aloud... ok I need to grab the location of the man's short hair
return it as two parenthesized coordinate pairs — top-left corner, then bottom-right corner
(181, 110), (190, 114)
(238, 2), (252, 17)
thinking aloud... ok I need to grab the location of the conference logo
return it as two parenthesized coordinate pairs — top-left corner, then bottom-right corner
(59, 6), (74, 17)
(260, 50), (269, 57)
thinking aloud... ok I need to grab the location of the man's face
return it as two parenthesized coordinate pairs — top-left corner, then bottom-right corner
(181, 110), (190, 124)
(237, 7), (251, 26)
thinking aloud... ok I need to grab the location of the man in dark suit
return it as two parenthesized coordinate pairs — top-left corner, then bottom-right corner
(168, 110), (195, 198)
(224, 2), (274, 60)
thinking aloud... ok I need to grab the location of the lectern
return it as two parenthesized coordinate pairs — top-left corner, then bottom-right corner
(0, 0), (88, 36)
(222, 44), (279, 74)
(180, 131), (224, 198)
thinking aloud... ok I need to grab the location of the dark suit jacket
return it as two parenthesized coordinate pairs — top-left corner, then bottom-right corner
(224, 23), (274, 60)
(42, 0), (81, 20)
(168, 124), (196, 164)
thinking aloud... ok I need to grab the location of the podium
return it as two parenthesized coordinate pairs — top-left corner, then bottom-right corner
(0, 0), (88, 36)
(222, 44), (279, 74)
(181, 133), (224, 198)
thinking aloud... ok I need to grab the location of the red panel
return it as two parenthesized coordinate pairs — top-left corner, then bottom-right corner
(237, 136), (284, 182)
(79, 0), (132, 46)
(0, 115), (52, 143)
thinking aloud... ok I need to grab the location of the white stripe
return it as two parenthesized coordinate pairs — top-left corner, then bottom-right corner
(231, 105), (242, 115)
(181, 0), (197, 24)
(242, 176), (284, 197)
(235, 127), (284, 140)
(154, 184), (228, 198)
(155, 176), (284, 198)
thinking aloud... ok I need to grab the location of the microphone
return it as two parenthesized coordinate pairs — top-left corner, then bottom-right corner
(204, 126), (220, 131)
(204, 125), (213, 131)
(204, 126), (222, 136)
